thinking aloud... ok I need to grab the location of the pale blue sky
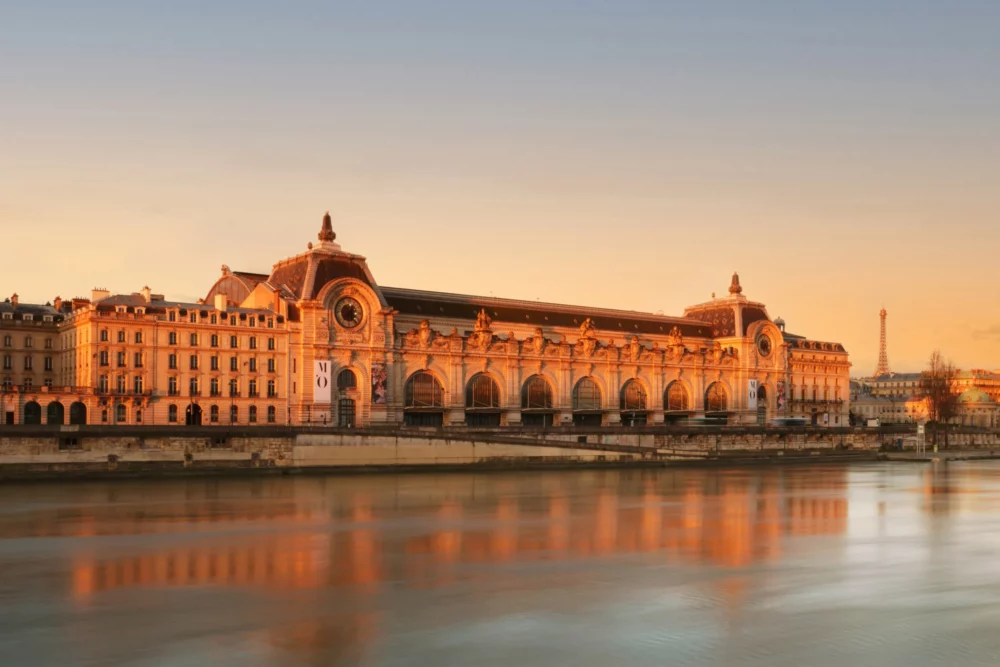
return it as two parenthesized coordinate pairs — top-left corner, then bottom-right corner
(2, 1), (999, 372)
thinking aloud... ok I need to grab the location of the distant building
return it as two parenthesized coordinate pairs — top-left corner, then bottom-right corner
(851, 370), (1000, 428)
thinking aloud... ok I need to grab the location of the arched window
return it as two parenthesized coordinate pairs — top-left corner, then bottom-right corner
(620, 380), (648, 412)
(573, 377), (602, 411)
(466, 374), (501, 409)
(46, 401), (65, 425)
(210, 405), (219, 423)
(405, 371), (444, 408)
(267, 405), (276, 423)
(249, 405), (257, 423)
(664, 382), (689, 412)
(521, 375), (553, 410)
(337, 369), (357, 391)
(135, 409), (142, 424)
(168, 404), (178, 423)
(115, 404), (127, 423)
(705, 383), (728, 412)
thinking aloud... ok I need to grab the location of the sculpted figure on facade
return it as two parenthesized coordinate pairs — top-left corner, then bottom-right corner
(418, 320), (434, 348)
(579, 317), (596, 339)
(475, 308), (492, 333)
(506, 331), (519, 354)
(628, 336), (642, 362)
(530, 327), (546, 355)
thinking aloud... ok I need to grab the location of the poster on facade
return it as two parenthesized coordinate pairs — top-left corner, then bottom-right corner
(747, 379), (758, 411)
(776, 380), (786, 411)
(313, 360), (331, 403)
(371, 363), (387, 405)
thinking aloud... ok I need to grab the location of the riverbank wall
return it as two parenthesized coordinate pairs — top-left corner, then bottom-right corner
(0, 425), (893, 479)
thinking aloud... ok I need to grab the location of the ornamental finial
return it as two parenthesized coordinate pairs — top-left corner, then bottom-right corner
(728, 272), (742, 295)
(318, 211), (336, 243)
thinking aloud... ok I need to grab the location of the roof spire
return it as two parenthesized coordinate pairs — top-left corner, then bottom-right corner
(728, 272), (742, 295)
(318, 211), (336, 243)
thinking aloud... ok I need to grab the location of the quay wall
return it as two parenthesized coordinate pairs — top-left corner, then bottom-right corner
(0, 426), (892, 479)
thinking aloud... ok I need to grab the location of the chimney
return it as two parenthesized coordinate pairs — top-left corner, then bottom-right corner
(54, 296), (63, 311)
(141, 286), (152, 303)
(91, 288), (110, 303)
(214, 293), (227, 312)
(10, 293), (18, 307)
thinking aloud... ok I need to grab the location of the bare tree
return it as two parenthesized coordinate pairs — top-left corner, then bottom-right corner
(920, 350), (959, 448)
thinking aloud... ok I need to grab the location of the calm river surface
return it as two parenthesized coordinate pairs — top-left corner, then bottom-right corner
(2, 463), (1000, 666)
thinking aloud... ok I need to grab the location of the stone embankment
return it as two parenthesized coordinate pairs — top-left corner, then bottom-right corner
(0, 425), (885, 480)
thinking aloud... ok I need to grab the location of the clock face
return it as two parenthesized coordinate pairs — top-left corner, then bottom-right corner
(757, 335), (772, 358)
(334, 297), (363, 329)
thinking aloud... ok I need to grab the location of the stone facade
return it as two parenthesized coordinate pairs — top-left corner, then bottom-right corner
(2, 213), (852, 427)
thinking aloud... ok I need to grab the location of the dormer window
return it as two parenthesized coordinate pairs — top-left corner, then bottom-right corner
(23, 314), (33, 322)
(1, 313), (11, 320)
(43, 315), (53, 322)
(136, 307), (145, 315)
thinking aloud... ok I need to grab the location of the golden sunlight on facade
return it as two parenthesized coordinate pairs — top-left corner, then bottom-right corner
(2, 213), (850, 427)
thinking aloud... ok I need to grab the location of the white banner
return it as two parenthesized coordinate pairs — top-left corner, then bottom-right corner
(747, 379), (758, 411)
(313, 360), (332, 403)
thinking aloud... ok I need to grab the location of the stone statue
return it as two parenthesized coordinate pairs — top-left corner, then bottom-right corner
(475, 308), (492, 333)
(531, 327), (545, 355)
(579, 317), (596, 339)
(418, 320), (433, 348)
(629, 336), (641, 362)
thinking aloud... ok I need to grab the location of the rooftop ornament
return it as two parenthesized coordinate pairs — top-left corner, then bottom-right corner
(318, 211), (336, 243)
(728, 272), (742, 295)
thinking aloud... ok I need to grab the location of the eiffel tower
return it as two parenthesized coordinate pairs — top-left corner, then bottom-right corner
(874, 308), (891, 377)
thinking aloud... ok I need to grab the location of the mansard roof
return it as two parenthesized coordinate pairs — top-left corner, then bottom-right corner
(380, 286), (714, 338)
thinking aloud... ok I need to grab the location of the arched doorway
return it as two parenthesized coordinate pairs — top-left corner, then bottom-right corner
(69, 402), (87, 425)
(23, 401), (41, 425)
(620, 379), (648, 426)
(757, 386), (768, 425)
(465, 373), (501, 427)
(338, 398), (356, 427)
(572, 377), (603, 427)
(664, 381), (690, 424)
(185, 403), (203, 426)
(403, 371), (445, 427)
(47, 401), (65, 425)
(521, 375), (555, 428)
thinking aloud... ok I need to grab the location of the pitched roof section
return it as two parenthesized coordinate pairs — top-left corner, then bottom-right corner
(380, 287), (713, 338)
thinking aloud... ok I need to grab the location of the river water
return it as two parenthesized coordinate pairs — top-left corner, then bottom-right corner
(1, 462), (999, 666)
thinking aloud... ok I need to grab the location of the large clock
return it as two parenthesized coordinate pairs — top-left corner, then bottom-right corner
(334, 297), (363, 329)
(756, 334), (772, 358)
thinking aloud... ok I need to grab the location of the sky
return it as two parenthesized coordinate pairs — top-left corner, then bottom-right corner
(2, 1), (999, 374)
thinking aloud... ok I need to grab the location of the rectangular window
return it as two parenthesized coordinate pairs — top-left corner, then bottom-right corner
(99, 375), (109, 393)
(134, 352), (143, 368)
(267, 337), (275, 351)
(100, 329), (109, 342)
(24, 356), (32, 370)
(169, 332), (178, 345)
(2, 335), (9, 347)
(189, 377), (199, 396)
(229, 379), (238, 397)
(230, 357), (238, 372)
(2, 355), (10, 370)
(169, 311), (176, 322)
(24, 336), (33, 348)
(267, 318), (273, 329)
(117, 330), (125, 343)
(44, 378), (53, 388)
(134, 376), (144, 394)
(44, 356), (53, 371)
(249, 379), (258, 397)
(210, 356), (219, 371)
(190, 333), (198, 346)
(267, 358), (275, 373)
(267, 379), (276, 398)
(249, 317), (256, 327)
(45, 338), (53, 349)
(229, 335), (238, 349)
(168, 353), (177, 370)
(116, 351), (126, 367)
(135, 331), (143, 343)
(189, 354), (199, 370)
(168, 377), (178, 395)
(211, 378), (220, 396)
(116, 375), (126, 393)
(22, 378), (32, 391)
(211, 334), (219, 347)
(189, 312), (197, 323)
(249, 358), (257, 372)
(230, 316), (236, 326)
(210, 314), (217, 325)
(249, 337), (257, 350)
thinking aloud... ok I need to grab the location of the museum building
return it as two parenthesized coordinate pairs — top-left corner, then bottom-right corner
(202, 214), (852, 428)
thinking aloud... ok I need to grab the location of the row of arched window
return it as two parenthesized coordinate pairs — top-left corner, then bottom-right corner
(402, 372), (730, 413)
(16, 400), (87, 425)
